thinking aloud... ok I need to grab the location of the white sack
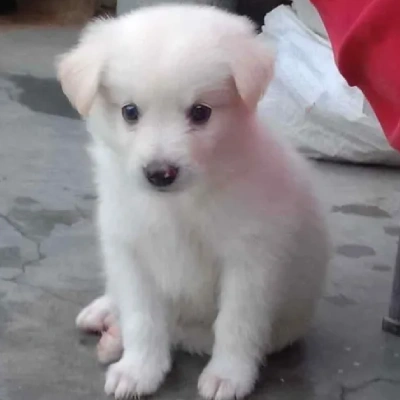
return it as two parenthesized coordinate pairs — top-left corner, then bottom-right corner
(258, 6), (400, 165)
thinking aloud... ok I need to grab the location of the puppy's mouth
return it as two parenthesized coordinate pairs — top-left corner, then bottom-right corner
(150, 185), (180, 193)
(142, 177), (183, 193)
(144, 177), (192, 195)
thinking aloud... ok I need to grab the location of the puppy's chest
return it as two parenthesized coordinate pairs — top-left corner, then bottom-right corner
(136, 209), (219, 304)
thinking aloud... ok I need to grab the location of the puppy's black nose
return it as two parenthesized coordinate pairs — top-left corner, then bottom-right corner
(143, 162), (179, 188)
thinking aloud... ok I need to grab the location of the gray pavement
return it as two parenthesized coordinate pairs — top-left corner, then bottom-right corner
(1, 28), (400, 400)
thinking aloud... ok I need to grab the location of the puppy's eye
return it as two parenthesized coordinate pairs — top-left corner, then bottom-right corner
(122, 103), (140, 123)
(188, 104), (212, 124)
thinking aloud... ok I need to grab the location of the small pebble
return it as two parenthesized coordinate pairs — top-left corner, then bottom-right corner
(280, 378), (285, 383)
(345, 347), (352, 352)
(337, 369), (344, 374)
(353, 362), (361, 367)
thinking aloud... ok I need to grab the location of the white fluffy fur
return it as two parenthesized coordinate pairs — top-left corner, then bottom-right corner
(58, 4), (330, 400)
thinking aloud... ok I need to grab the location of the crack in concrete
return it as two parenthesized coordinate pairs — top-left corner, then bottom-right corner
(22, 242), (45, 269)
(0, 277), (82, 307)
(0, 212), (45, 270)
(0, 213), (83, 307)
(19, 281), (83, 306)
(0, 271), (25, 282)
(0, 212), (37, 243)
(340, 377), (400, 399)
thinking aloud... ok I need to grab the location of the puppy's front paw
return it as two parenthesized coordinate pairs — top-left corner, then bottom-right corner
(76, 295), (115, 332)
(105, 354), (170, 399)
(198, 357), (257, 400)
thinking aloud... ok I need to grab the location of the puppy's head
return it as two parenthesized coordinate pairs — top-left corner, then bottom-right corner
(57, 5), (274, 192)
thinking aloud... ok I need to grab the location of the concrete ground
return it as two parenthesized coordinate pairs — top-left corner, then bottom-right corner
(1, 28), (400, 400)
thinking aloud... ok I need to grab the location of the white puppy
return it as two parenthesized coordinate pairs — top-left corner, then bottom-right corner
(57, 4), (330, 400)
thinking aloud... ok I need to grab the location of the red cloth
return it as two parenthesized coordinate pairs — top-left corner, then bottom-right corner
(311, 0), (400, 151)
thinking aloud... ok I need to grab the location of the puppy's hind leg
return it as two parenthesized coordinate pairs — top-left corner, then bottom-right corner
(76, 295), (116, 333)
(97, 324), (124, 364)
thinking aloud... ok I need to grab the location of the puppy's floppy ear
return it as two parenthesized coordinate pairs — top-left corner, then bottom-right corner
(228, 36), (274, 110)
(56, 18), (112, 116)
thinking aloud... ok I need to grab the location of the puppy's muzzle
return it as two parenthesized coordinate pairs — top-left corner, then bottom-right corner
(143, 161), (179, 188)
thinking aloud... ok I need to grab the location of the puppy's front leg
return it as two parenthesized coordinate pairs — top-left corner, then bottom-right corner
(198, 247), (272, 400)
(103, 240), (171, 399)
